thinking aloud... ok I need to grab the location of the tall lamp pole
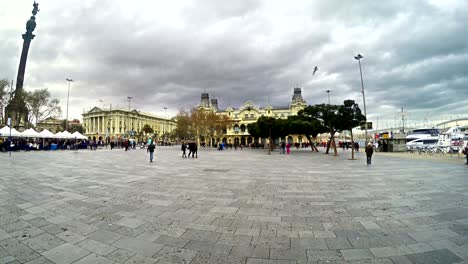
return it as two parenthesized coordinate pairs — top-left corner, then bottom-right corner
(326, 90), (331, 105)
(126, 96), (132, 137)
(163, 107), (167, 141)
(354, 53), (367, 143)
(65, 78), (74, 130)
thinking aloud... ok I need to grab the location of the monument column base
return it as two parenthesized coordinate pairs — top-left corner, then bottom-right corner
(5, 96), (29, 131)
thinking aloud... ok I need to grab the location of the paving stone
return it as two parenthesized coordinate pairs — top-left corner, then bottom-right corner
(369, 245), (412, 258)
(390, 255), (415, 264)
(0, 237), (41, 263)
(42, 243), (90, 264)
(306, 249), (343, 261)
(229, 245), (270, 258)
(340, 248), (373, 260)
(152, 246), (198, 263)
(246, 258), (296, 264)
(123, 254), (157, 264)
(407, 248), (462, 264)
(112, 236), (164, 257)
(291, 238), (327, 250)
(190, 252), (246, 264)
(73, 253), (114, 264)
(88, 229), (124, 244)
(181, 229), (221, 243)
(270, 248), (307, 261)
(184, 240), (232, 255)
(154, 235), (190, 248)
(106, 248), (135, 263)
(23, 233), (66, 253)
(408, 229), (460, 242)
(77, 238), (117, 255)
(0, 229), (11, 241)
(0, 256), (15, 264)
(56, 231), (86, 244)
(325, 237), (353, 249)
(217, 234), (252, 245)
(407, 242), (434, 253)
(114, 218), (146, 229)
(23, 256), (56, 264)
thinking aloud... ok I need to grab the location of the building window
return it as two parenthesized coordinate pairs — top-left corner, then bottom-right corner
(250, 114), (254, 118)
(245, 114), (248, 119)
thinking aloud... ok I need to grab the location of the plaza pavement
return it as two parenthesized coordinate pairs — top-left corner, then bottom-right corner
(0, 146), (467, 264)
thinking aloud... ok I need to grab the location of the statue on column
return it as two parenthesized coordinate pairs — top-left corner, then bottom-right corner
(32, 2), (40, 16)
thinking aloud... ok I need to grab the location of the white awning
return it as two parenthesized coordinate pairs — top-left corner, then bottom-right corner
(20, 128), (41, 138)
(0, 126), (21, 137)
(38, 129), (55, 138)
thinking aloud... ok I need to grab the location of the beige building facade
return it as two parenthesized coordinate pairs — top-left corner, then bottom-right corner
(36, 117), (63, 133)
(199, 87), (307, 146)
(82, 107), (176, 141)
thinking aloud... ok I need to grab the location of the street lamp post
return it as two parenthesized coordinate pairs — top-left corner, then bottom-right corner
(354, 53), (368, 143)
(326, 90), (331, 105)
(126, 96), (132, 137)
(163, 107), (167, 142)
(65, 78), (74, 130)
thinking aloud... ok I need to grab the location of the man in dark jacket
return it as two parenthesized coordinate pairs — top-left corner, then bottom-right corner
(365, 142), (374, 166)
(181, 142), (187, 158)
(463, 145), (468, 165)
(147, 142), (155, 163)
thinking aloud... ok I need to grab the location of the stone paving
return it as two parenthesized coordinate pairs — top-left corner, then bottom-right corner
(0, 146), (467, 264)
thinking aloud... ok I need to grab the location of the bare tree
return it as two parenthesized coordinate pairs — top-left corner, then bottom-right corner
(24, 88), (62, 126)
(0, 79), (9, 125)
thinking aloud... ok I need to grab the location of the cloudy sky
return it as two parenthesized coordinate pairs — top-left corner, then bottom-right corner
(1, 0), (467, 129)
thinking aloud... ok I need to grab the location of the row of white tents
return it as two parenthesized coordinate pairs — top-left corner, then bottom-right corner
(0, 126), (87, 140)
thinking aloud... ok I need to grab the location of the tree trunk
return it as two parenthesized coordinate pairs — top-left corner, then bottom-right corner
(332, 134), (338, 156)
(350, 130), (355, 160)
(305, 135), (319, 152)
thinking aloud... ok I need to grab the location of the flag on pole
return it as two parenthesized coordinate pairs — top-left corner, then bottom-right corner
(313, 66), (318, 76)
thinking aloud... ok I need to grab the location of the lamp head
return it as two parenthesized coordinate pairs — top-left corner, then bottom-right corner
(354, 54), (363, 60)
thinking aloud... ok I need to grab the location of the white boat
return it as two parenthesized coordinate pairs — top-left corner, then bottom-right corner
(406, 136), (439, 150)
(406, 128), (439, 142)
(445, 126), (467, 140)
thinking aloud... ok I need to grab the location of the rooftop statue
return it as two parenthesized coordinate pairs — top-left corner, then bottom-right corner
(32, 1), (40, 16)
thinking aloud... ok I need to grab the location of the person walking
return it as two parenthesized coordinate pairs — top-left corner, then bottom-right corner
(181, 142), (187, 158)
(192, 141), (198, 158)
(463, 145), (468, 165)
(147, 141), (156, 163)
(286, 143), (291, 155)
(365, 142), (374, 166)
(280, 142), (286, 154)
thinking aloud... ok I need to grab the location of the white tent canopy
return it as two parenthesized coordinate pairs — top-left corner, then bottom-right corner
(38, 129), (55, 138)
(0, 126), (21, 137)
(61, 131), (73, 139)
(54, 131), (64, 139)
(72, 131), (87, 139)
(21, 128), (41, 138)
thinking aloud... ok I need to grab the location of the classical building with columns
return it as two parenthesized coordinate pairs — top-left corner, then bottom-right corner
(82, 107), (176, 141)
(199, 87), (307, 146)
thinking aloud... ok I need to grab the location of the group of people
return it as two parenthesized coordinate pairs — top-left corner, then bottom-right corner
(279, 142), (291, 154)
(181, 141), (198, 158)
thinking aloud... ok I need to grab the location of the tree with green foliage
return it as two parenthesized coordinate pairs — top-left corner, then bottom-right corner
(24, 88), (62, 127)
(337, 100), (366, 160)
(299, 104), (340, 155)
(141, 124), (154, 134)
(247, 116), (290, 151)
(291, 112), (328, 152)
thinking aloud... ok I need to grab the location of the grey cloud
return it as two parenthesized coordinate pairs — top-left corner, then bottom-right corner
(1, 0), (467, 124)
